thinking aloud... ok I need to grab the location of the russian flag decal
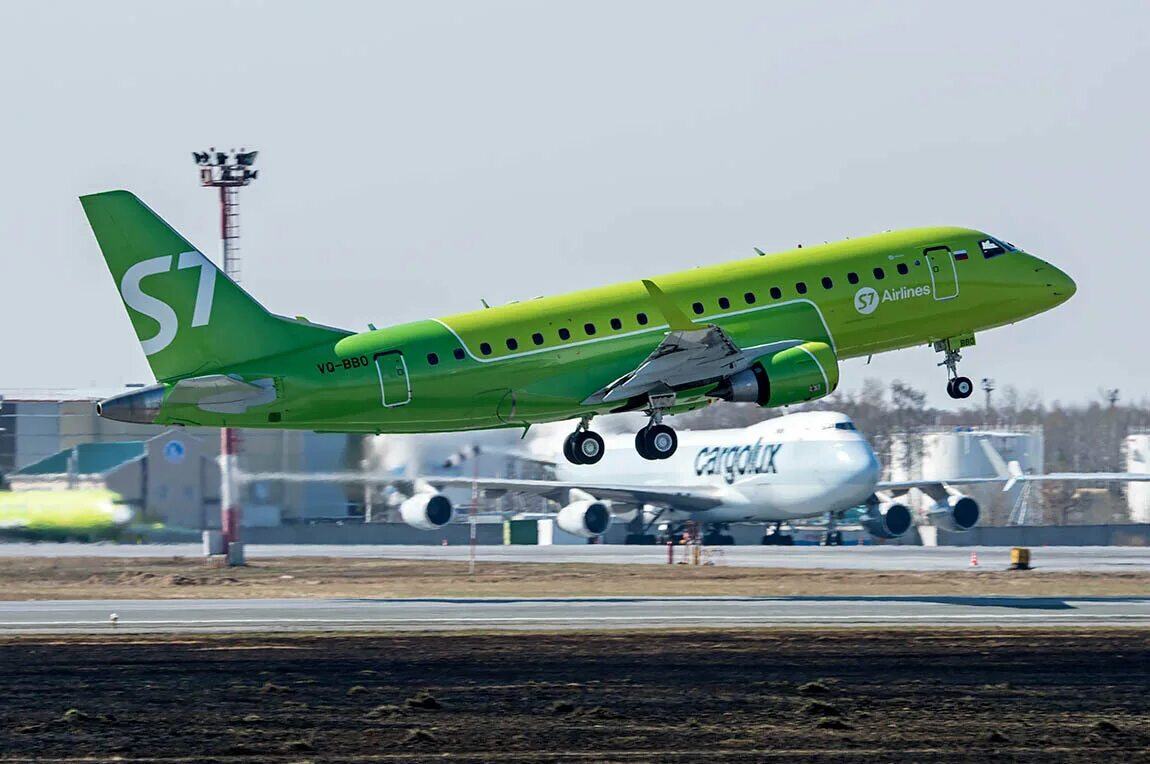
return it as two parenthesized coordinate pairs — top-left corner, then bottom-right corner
(953, 249), (969, 261)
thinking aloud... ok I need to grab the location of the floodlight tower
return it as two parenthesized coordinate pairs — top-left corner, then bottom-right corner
(981, 378), (995, 421)
(191, 148), (259, 563)
(192, 148), (259, 280)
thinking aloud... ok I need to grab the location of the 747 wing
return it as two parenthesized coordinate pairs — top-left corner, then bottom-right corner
(424, 476), (727, 513)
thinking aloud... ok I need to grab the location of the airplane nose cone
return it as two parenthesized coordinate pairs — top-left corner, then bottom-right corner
(1027, 257), (1076, 307)
(1044, 264), (1076, 303)
(1050, 265), (1077, 301)
(832, 441), (881, 487)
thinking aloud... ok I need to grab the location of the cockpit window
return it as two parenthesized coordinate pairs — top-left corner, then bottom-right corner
(834, 421), (857, 431)
(979, 237), (1018, 259)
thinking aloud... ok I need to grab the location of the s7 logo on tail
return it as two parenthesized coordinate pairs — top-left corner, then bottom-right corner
(120, 251), (217, 355)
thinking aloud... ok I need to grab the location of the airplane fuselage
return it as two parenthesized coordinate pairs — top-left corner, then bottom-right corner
(0, 489), (132, 541)
(83, 193), (1074, 441)
(553, 411), (880, 524)
(119, 226), (1073, 433)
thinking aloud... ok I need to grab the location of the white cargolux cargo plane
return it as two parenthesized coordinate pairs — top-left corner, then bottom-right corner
(422, 411), (990, 545)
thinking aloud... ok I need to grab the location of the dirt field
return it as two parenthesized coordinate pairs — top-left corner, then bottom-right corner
(2, 556), (1149, 600)
(1, 629), (1147, 762)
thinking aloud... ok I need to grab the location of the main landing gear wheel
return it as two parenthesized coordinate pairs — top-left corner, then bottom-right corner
(947, 376), (974, 399)
(564, 430), (605, 465)
(636, 424), (677, 460)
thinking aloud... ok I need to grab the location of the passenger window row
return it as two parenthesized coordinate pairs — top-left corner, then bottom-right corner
(442, 311), (653, 361)
(429, 259), (923, 365)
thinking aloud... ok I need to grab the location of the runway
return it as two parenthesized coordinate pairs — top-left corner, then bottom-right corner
(0, 543), (1148, 572)
(3, 595), (1149, 633)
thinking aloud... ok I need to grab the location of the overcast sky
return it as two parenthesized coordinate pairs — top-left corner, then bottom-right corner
(2, 1), (1147, 408)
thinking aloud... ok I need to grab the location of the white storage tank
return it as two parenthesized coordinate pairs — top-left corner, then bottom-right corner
(1124, 433), (1150, 523)
(889, 427), (1044, 526)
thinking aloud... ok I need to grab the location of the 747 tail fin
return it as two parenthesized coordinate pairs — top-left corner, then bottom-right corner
(80, 190), (348, 382)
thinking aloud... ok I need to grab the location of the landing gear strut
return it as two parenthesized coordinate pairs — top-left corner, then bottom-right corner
(937, 342), (974, 400)
(563, 417), (605, 465)
(820, 513), (845, 546)
(657, 520), (734, 545)
(624, 508), (663, 545)
(635, 393), (678, 460)
(702, 522), (735, 546)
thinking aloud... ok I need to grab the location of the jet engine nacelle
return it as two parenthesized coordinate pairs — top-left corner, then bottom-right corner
(556, 500), (613, 538)
(711, 341), (839, 408)
(398, 493), (454, 530)
(924, 494), (981, 532)
(860, 501), (913, 539)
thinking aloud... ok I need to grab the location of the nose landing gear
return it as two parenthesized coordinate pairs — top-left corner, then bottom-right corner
(761, 522), (795, 546)
(936, 341), (974, 400)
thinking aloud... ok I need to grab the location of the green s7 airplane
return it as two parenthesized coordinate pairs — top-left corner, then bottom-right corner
(82, 191), (1075, 465)
(0, 489), (133, 541)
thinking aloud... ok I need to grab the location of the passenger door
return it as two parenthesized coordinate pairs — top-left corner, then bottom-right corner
(373, 350), (411, 407)
(923, 246), (959, 301)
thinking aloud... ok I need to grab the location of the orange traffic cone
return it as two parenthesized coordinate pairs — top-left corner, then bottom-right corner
(969, 550), (979, 568)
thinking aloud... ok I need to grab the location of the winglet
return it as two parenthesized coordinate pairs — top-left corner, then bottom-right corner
(977, 438), (1011, 479)
(641, 279), (695, 331)
(1004, 460), (1024, 492)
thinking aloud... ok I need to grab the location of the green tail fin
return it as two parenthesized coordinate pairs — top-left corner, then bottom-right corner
(80, 190), (348, 382)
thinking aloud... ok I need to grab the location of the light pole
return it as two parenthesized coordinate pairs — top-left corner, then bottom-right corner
(191, 148), (259, 565)
(981, 378), (995, 421)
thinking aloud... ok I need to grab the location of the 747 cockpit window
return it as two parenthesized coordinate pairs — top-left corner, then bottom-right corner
(979, 237), (1019, 259)
(833, 421), (857, 431)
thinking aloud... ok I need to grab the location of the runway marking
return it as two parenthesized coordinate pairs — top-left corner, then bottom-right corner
(5, 612), (1150, 629)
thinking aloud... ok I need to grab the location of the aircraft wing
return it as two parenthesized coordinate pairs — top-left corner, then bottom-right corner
(581, 279), (802, 405)
(423, 476), (727, 512)
(237, 470), (726, 512)
(876, 478), (1010, 490)
(1007, 472), (1150, 482)
(875, 477), (1010, 503)
(879, 463), (1150, 498)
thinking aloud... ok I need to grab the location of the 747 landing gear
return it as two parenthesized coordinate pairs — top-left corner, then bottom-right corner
(761, 522), (795, 546)
(634, 394), (678, 460)
(563, 417), (605, 465)
(820, 513), (845, 546)
(937, 342), (974, 400)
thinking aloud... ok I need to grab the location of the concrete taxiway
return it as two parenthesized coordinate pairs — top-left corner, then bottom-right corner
(0, 543), (1148, 572)
(2, 595), (1148, 634)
